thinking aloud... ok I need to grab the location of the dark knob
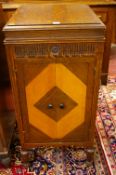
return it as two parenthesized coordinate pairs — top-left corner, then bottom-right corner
(51, 45), (60, 56)
(59, 103), (64, 109)
(48, 104), (53, 109)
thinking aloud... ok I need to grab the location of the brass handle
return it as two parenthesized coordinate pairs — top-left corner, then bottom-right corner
(48, 104), (53, 109)
(59, 103), (65, 109)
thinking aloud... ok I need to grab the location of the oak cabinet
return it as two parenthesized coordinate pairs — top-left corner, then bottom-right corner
(3, 3), (105, 149)
(0, 111), (15, 155)
(92, 6), (115, 84)
(0, 4), (15, 156)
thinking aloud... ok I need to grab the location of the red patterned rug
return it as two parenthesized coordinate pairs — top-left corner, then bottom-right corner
(95, 75), (116, 174)
(0, 76), (116, 175)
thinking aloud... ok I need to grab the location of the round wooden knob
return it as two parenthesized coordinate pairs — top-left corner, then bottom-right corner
(48, 104), (53, 109)
(59, 103), (64, 109)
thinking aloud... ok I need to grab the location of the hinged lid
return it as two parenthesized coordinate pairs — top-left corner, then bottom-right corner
(3, 2), (105, 43)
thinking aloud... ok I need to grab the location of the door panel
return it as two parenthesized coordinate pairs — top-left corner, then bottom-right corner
(15, 56), (95, 144)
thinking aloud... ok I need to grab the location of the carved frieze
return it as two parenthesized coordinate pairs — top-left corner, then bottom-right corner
(15, 43), (95, 58)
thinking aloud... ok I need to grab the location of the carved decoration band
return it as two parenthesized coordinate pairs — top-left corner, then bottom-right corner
(14, 43), (95, 58)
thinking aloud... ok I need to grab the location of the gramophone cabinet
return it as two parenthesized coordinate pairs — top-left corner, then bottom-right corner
(3, 3), (105, 149)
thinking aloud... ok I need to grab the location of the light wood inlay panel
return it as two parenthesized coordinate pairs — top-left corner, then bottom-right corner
(56, 64), (86, 137)
(26, 63), (86, 139)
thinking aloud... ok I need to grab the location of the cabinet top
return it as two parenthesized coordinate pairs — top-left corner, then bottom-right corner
(3, 3), (105, 43)
(4, 3), (104, 30)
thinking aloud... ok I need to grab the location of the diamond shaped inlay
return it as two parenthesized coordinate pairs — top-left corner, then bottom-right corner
(34, 86), (78, 121)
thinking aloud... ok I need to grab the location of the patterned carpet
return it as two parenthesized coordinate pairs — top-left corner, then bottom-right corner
(0, 76), (116, 175)
(95, 76), (116, 174)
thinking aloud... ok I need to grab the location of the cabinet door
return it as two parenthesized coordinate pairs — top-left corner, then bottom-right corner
(15, 47), (95, 147)
(54, 58), (95, 144)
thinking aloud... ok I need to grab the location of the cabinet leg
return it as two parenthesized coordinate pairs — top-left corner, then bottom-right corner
(101, 74), (108, 85)
(86, 149), (94, 161)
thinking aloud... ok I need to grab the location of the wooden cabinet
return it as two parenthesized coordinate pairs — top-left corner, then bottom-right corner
(0, 111), (15, 155)
(0, 4), (15, 156)
(0, 85), (15, 155)
(92, 6), (115, 84)
(0, 3), (9, 83)
(3, 3), (105, 149)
